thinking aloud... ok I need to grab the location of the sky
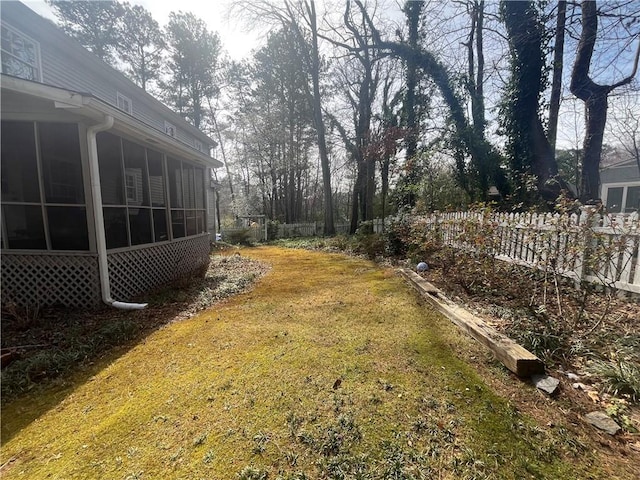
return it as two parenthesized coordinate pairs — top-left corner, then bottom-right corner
(23, 0), (262, 60)
(18, 0), (640, 154)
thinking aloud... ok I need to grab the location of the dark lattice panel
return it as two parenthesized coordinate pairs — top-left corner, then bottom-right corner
(1, 253), (101, 308)
(108, 234), (211, 301)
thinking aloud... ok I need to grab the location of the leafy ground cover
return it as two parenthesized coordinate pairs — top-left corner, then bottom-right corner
(1, 246), (638, 478)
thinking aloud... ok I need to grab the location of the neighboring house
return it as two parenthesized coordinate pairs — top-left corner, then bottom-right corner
(600, 159), (640, 214)
(1, 2), (223, 309)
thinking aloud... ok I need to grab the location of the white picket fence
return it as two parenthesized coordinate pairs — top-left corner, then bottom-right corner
(221, 224), (266, 242)
(223, 211), (639, 294)
(275, 222), (351, 238)
(421, 210), (640, 294)
(222, 222), (352, 241)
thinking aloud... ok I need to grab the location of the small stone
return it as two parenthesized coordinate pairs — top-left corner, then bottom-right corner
(572, 382), (587, 390)
(565, 372), (580, 381)
(532, 374), (560, 395)
(584, 411), (621, 435)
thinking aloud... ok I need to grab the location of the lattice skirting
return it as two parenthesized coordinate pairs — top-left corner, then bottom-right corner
(1, 253), (101, 308)
(108, 234), (211, 301)
(2, 235), (211, 308)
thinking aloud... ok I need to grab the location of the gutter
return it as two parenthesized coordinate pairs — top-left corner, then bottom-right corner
(86, 114), (148, 310)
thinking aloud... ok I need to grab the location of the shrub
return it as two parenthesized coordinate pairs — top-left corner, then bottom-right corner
(224, 228), (255, 246)
(383, 215), (412, 257)
(351, 233), (386, 260)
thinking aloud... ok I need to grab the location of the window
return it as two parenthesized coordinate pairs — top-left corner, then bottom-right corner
(195, 140), (203, 152)
(123, 139), (148, 206)
(605, 187), (624, 213)
(1, 121), (88, 250)
(165, 121), (176, 138)
(125, 172), (139, 203)
(1, 22), (41, 81)
(625, 186), (640, 213)
(604, 184), (640, 214)
(95, 133), (206, 249)
(40, 123), (84, 204)
(168, 158), (207, 238)
(116, 92), (132, 114)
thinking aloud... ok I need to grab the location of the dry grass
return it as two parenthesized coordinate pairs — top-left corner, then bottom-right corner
(1, 247), (636, 478)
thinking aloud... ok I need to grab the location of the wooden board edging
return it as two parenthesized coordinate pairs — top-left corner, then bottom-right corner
(398, 268), (545, 378)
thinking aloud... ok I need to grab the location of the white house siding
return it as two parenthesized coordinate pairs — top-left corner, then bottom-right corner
(601, 164), (640, 184)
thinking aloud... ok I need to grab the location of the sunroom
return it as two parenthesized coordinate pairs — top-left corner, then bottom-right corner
(1, 77), (221, 309)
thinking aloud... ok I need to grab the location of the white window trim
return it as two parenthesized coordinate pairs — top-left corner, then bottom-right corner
(164, 121), (176, 138)
(116, 92), (132, 114)
(125, 171), (139, 203)
(1, 21), (43, 82)
(602, 181), (640, 214)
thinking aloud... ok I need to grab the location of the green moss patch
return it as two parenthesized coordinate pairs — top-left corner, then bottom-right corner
(1, 247), (628, 478)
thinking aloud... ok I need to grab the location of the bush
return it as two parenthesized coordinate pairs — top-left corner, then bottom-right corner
(383, 215), (411, 257)
(224, 228), (255, 246)
(381, 214), (443, 263)
(351, 233), (386, 260)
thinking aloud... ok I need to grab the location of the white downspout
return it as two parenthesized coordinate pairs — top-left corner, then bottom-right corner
(87, 115), (148, 310)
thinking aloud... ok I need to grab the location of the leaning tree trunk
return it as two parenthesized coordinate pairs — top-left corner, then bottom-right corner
(548, 0), (566, 150)
(356, 0), (507, 201)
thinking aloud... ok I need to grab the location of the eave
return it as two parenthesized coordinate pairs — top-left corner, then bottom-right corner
(1, 75), (223, 169)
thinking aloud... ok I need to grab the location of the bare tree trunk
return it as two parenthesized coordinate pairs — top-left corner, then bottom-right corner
(581, 91), (609, 203)
(548, 0), (566, 150)
(208, 102), (236, 208)
(304, 0), (335, 234)
(502, 0), (565, 201)
(570, 0), (640, 203)
(356, 0), (506, 200)
(466, 0), (486, 135)
(350, 168), (362, 233)
(399, 0), (423, 207)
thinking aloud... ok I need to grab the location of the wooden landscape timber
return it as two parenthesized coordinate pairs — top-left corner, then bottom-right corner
(399, 268), (545, 378)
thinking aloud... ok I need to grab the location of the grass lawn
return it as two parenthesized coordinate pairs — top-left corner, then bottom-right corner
(1, 246), (634, 479)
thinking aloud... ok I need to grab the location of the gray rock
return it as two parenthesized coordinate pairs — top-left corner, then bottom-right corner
(565, 372), (580, 381)
(584, 411), (621, 435)
(532, 374), (560, 395)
